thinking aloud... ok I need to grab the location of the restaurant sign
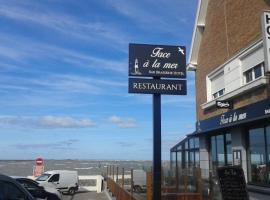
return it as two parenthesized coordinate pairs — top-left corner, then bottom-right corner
(129, 44), (186, 78)
(129, 78), (186, 95)
(197, 99), (270, 133)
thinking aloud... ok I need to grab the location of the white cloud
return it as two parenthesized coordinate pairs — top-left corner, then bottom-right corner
(0, 115), (96, 129)
(108, 115), (137, 128)
(37, 116), (96, 129)
(12, 139), (79, 150)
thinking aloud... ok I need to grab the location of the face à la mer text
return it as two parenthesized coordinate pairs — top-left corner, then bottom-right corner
(142, 47), (178, 69)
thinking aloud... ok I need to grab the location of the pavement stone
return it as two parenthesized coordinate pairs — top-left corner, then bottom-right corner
(249, 192), (270, 200)
(62, 191), (109, 200)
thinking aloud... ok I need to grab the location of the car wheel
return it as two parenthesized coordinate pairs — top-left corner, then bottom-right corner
(68, 188), (76, 195)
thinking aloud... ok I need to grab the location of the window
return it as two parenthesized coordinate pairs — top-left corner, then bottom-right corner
(17, 179), (39, 190)
(48, 174), (59, 182)
(195, 151), (200, 167)
(36, 173), (51, 181)
(244, 69), (253, 83)
(266, 126), (270, 171)
(210, 71), (225, 100)
(194, 138), (199, 148)
(177, 151), (182, 171)
(248, 125), (270, 185)
(225, 134), (232, 165)
(185, 141), (189, 149)
(212, 88), (225, 99)
(203, 42), (267, 108)
(189, 138), (194, 149)
(216, 135), (225, 166)
(177, 144), (182, 151)
(211, 137), (217, 164)
(244, 62), (264, 84)
(211, 134), (232, 174)
(171, 137), (200, 171)
(170, 151), (177, 177)
(254, 64), (263, 79)
(189, 151), (195, 166)
(185, 151), (189, 168)
(186, 137), (200, 168)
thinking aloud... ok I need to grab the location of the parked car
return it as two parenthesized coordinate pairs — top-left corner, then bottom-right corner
(36, 170), (79, 195)
(15, 177), (62, 200)
(0, 174), (35, 200)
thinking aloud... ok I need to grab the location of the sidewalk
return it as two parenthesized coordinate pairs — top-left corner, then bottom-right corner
(62, 191), (109, 200)
(249, 192), (270, 200)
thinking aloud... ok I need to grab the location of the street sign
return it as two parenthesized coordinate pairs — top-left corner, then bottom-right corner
(35, 157), (44, 166)
(217, 166), (249, 200)
(129, 78), (186, 95)
(129, 44), (186, 78)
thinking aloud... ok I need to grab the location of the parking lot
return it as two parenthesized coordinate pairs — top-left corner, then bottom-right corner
(62, 191), (109, 200)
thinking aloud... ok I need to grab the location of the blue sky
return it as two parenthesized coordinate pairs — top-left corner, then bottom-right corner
(0, 0), (198, 160)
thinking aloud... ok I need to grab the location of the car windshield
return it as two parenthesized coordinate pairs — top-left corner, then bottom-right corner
(36, 173), (51, 181)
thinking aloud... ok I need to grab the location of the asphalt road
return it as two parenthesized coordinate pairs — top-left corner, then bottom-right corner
(62, 191), (109, 200)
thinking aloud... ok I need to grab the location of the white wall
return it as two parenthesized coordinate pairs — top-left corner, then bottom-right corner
(78, 175), (104, 193)
(204, 40), (265, 108)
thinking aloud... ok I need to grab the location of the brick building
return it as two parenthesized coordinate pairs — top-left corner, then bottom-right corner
(171, 0), (270, 190)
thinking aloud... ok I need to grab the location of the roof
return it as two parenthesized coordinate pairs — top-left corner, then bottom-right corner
(187, 0), (209, 71)
(170, 131), (198, 151)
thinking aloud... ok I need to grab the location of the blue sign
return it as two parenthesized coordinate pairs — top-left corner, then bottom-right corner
(129, 44), (186, 78)
(197, 99), (270, 133)
(129, 78), (186, 95)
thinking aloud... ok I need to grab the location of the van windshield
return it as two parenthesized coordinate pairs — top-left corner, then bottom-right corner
(36, 173), (51, 181)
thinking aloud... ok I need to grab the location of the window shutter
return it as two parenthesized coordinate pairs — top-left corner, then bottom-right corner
(211, 72), (224, 94)
(241, 49), (264, 72)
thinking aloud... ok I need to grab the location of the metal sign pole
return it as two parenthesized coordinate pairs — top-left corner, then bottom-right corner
(152, 79), (161, 200)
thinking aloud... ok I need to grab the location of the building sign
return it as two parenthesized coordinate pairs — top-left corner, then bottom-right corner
(217, 166), (249, 200)
(197, 99), (270, 133)
(129, 78), (186, 95)
(129, 44), (186, 78)
(262, 11), (270, 73)
(216, 100), (233, 109)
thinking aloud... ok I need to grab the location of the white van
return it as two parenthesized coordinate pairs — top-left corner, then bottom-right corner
(36, 170), (79, 194)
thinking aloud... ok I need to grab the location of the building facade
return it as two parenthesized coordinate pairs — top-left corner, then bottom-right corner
(171, 0), (270, 189)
